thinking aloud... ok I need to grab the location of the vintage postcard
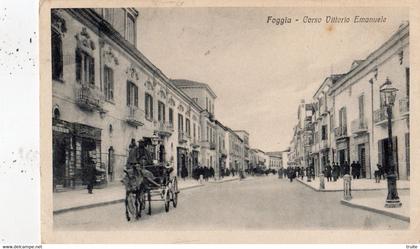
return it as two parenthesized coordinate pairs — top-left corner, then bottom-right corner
(40, 0), (420, 244)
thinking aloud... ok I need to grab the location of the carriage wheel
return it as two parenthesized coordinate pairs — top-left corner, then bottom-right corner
(126, 193), (137, 221)
(171, 178), (178, 208)
(164, 190), (170, 212)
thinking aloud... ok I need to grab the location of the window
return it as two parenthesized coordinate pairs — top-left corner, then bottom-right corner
(104, 66), (114, 101)
(178, 114), (184, 132)
(126, 81), (138, 107)
(75, 49), (95, 85)
(321, 125), (328, 140)
(158, 101), (165, 122)
(358, 95), (365, 120)
(339, 107), (347, 129)
(126, 14), (135, 44)
(145, 93), (153, 120)
(207, 126), (209, 141)
(169, 108), (174, 125)
(51, 30), (63, 81)
(193, 123), (196, 139)
(186, 119), (191, 137)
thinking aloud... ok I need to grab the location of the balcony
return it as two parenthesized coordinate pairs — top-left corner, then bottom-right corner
(320, 106), (328, 116)
(399, 97), (409, 117)
(75, 84), (104, 112)
(219, 146), (227, 156)
(178, 131), (188, 143)
(320, 139), (329, 150)
(210, 141), (216, 150)
(351, 118), (368, 135)
(190, 139), (200, 149)
(167, 122), (175, 132)
(126, 106), (144, 127)
(334, 126), (348, 140)
(373, 107), (394, 126)
(154, 121), (172, 137)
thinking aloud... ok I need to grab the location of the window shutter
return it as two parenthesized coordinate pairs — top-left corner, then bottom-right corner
(126, 81), (130, 106)
(134, 86), (138, 107)
(150, 96), (153, 118)
(75, 49), (81, 82)
(90, 57), (95, 85)
(110, 69), (114, 100)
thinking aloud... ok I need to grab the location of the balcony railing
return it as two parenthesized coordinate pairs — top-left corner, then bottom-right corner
(167, 122), (175, 132)
(75, 84), (104, 111)
(334, 126), (348, 139)
(154, 121), (172, 136)
(126, 106), (144, 127)
(350, 118), (368, 134)
(210, 141), (216, 150)
(373, 107), (395, 126)
(399, 97), (409, 116)
(178, 131), (188, 143)
(320, 139), (329, 150)
(190, 138), (200, 148)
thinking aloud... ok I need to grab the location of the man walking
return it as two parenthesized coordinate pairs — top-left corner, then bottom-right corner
(351, 161), (357, 179)
(86, 157), (97, 194)
(325, 161), (332, 182)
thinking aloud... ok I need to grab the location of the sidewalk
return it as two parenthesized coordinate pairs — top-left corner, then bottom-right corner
(297, 177), (410, 192)
(53, 176), (241, 215)
(341, 191), (410, 222)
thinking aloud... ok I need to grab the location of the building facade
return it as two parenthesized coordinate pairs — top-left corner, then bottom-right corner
(288, 22), (410, 180)
(52, 8), (205, 190)
(234, 130), (250, 171)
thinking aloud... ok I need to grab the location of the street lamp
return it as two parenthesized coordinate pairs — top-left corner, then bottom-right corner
(380, 78), (402, 208)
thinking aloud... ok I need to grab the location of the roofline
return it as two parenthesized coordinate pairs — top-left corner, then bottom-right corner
(65, 9), (204, 113)
(233, 130), (250, 136)
(330, 22), (409, 94)
(171, 79), (217, 99)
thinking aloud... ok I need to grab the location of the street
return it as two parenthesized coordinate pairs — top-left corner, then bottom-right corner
(54, 176), (409, 230)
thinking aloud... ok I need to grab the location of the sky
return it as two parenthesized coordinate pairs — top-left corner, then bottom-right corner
(138, 7), (408, 152)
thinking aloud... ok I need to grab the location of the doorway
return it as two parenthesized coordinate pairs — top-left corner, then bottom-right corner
(358, 144), (366, 178)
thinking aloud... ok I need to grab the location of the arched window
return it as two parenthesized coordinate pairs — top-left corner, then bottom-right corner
(53, 106), (60, 119)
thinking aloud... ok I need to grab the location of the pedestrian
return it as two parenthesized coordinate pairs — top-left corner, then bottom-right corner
(287, 166), (295, 182)
(332, 162), (340, 182)
(86, 157), (97, 194)
(210, 166), (215, 180)
(127, 138), (139, 167)
(374, 164), (382, 183)
(181, 165), (188, 180)
(344, 161), (350, 175)
(325, 162), (332, 182)
(351, 161), (357, 179)
(355, 161), (361, 179)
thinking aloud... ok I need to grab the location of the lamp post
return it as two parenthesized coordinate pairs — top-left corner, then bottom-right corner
(380, 78), (402, 208)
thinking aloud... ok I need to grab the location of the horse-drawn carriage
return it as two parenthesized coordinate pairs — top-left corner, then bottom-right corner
(122, 137), (179, 221)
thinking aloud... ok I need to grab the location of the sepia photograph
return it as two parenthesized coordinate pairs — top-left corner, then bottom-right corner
(39, 2), (418, 244)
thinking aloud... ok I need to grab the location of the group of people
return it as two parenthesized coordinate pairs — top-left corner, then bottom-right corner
(191, 165), (215, 181)
(322, 161), (364, 182)
(285, 166), (312, 182)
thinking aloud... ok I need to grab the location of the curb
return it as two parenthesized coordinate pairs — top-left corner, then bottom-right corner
(340, 199), (410, 222)
(53, 183), (205, 215)
(296, 179), (409, 192)
(209, 177), (239, 184)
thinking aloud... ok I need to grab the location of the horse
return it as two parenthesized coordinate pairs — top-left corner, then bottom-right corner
(121, 167), (147, 221)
